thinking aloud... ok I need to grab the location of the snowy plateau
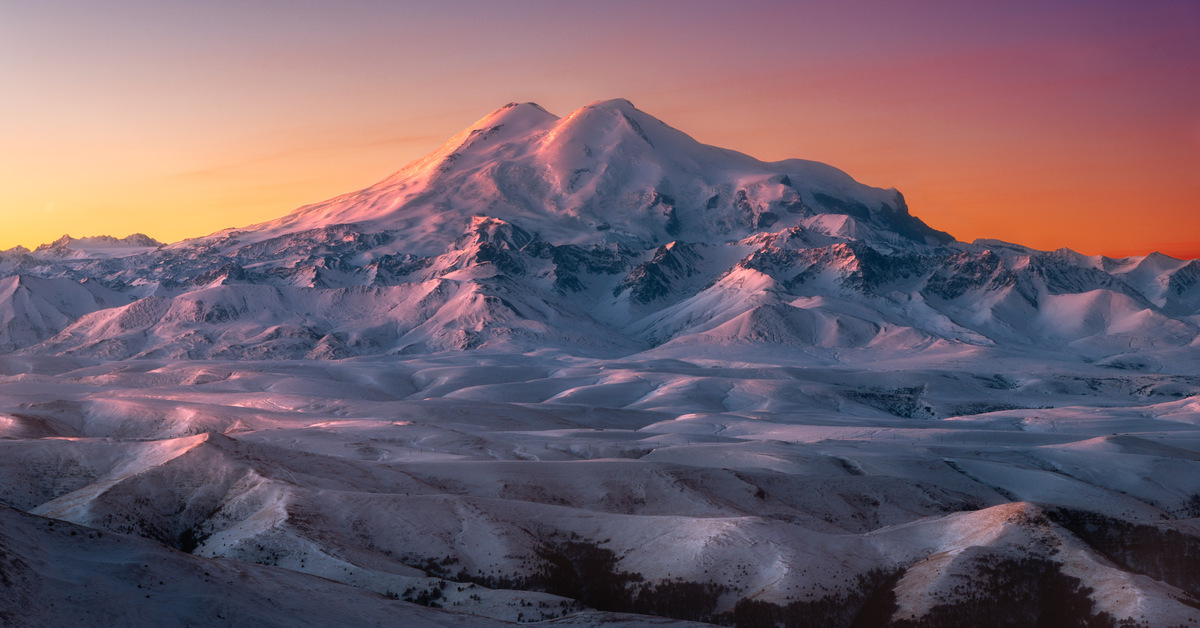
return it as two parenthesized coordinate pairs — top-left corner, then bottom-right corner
(1, 99), (1199, 627)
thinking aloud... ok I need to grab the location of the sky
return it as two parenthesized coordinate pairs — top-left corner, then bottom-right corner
(2, 1), (1198, 257)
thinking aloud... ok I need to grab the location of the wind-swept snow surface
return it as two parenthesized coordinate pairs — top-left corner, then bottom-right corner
(1, 100), (1198, 626)
(1, 355), (1199, 626)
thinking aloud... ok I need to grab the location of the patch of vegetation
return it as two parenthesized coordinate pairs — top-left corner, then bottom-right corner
(1046, 508), (1200, 601)
(401, 580), (446, 608)
(408, 537), (726, 622)
(401, 533), (1178, 626)
(713, 568), (902, 628)
(845, 387), (936, 419)
(632, 578), (729, 622)
(530, 537), (726, 622)
(946, 402), (1023, 417)
(177, 524), (209, 553)
(890, 556), (1133, 628)
(1183, 494), (1200, 519)
(976, 374), (1019, 390)
(532, 537), (644, 611)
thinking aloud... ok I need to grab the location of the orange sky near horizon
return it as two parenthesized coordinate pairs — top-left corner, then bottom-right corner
(2, 1), (1198, 258)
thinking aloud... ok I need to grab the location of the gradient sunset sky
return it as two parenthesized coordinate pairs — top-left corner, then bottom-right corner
(3, 1), (1198, 257)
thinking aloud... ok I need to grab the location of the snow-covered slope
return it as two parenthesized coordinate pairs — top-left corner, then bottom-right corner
(239, 99), (949, 252)
(1, 355), (1198, 626)
(0, 275), (124, 352)
(1, 99), (1199, 626)
(30, 233), (163, 259)
(0, 501), (506, 627)
(1, 100), (1194, 362)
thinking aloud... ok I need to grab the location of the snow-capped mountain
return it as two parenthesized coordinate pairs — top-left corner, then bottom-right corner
(2, 100), (1199, 626)
(1, 99), (1195, 363)
(241, 99), (950, 250)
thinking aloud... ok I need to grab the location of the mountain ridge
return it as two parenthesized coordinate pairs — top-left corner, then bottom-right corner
(0, 99), (1195, 362)
(214, 98), (951, 255)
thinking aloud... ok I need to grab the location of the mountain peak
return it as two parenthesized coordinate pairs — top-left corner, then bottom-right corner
(32, 233), (163, 257)
(584, 98), (638, 112)
(473, 101), (558, 131)
(241, 98), (954, 252)
(502, 101), (548, 111)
